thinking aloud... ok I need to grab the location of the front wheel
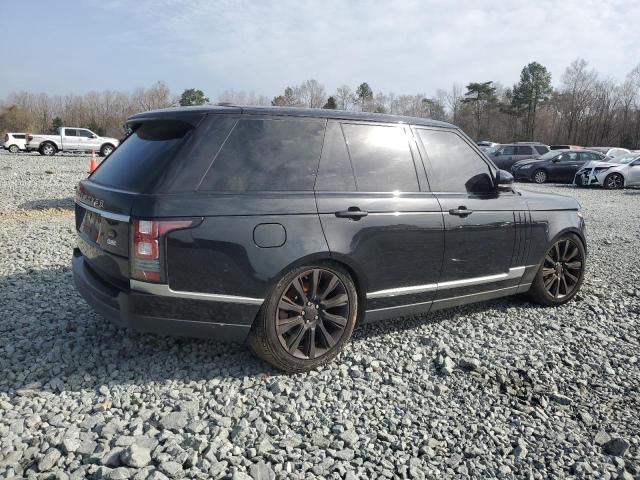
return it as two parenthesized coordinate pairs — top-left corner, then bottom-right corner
(40, 143), (57, 156)
(529, 234), (585, 306)
(8, 145), (19, 154)
(532, 169), (547, 184)
(247, 263), (358, 372)
(604, 173), (624, 189)
(100, 144), (114, 157)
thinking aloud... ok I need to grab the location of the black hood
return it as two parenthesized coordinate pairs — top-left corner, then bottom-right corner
(517, 188), (581, 211)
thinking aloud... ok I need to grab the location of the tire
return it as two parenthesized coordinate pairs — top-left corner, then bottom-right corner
(247, 262), (358, 372)
(100, 144), (115, 157)
(40, 142), (57, 156)
(532, 169), (547, 184)
(604, 173), (624, 190)
(528, 233), (586, 306)
(8, 145), (19, 154)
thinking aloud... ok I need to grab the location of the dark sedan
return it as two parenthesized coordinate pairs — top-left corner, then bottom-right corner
(511, 149), (607, 183)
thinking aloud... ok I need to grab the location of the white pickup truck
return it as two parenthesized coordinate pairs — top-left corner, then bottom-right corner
(25, 127), (120, 156)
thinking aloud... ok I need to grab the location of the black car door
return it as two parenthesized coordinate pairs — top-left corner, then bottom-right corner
(315, 121), (445, 320)
(413, 127), (529, 307)
(549, 151), (581, 182)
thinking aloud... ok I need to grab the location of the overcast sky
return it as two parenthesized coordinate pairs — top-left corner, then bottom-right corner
(1, 0), (638, 99)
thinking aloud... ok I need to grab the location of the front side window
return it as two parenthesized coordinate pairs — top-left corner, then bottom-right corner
(341, 123), (418, 192)
(64, 129), (77, 137)
(498, 146), (517, 156)
(416, 128), (494, 193)
(200, 118), (325, 192)
(557, 152), (578, 162)
(78, 129), (94, 138)
(534, 145), (549, 154)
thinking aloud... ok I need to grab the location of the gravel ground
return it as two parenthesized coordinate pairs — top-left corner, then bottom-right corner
(0, 152), (639, 479)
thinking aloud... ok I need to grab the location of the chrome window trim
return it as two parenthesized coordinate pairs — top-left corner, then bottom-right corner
(130, 279), (264, 305)
(75, 201), (130, 223)
(367, 266), (531, 299)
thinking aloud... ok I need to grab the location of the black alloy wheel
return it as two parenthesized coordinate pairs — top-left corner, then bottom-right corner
(530, 234), (586, 306)
(276, 269), (349, 360)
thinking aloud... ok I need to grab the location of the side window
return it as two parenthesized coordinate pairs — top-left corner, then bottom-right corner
(516, 146), (534, 155)
(416, 128), (494, 193)
(200, 118), (325, 192)
(341, 123), (418, 192)
(500, 146), (517, 155)
(315, 121), (356, 191)
(78, 129), (94, 138)
(14, 134), (25, 139)
(64, 129), (77, 137)
(580, 152), (597, 161)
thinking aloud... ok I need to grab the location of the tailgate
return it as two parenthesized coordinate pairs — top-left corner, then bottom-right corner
(75, 181), (134, 287)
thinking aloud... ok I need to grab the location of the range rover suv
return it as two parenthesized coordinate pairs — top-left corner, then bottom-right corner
(73, 106), (587, 372)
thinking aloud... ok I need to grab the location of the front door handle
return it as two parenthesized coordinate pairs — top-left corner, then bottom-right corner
(335, 207), (368, 220)
(449, 206), (473, 217)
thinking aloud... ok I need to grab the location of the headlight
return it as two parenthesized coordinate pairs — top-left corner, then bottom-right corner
(520, 164), (532, 170)
(594, 166), (611, 173)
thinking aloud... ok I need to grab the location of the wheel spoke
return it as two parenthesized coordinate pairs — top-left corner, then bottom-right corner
(318, 322), (336, 348)
(287, 326), (307, 354)
(323, 311), (347, 327)
(564, 245), (579, 262)
(319, 276), (339, 301)
(565, 261), (582, 270)
(542, 267), (555, 278)
(553, 242), (561, 262)
(544, 255), (555, 266)
(279, 297), (303, 314)
(291, 277), (308, 304)
(322, 293), (348, 309)
(565, 270), (578, 283)
(276, 316), (303, 335)
(544, 275), (556, 289)
(308, 327), (316, 359)
(562, 241), (570, 261)
(553, 276), (561, 297)
(311, 269), (320, 299)
(560, 274), (569, 295)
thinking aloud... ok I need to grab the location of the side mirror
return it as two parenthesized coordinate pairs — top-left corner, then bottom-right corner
(92, 134), (98, 139)
(496, 170), (514, 190)
(552, 157), (560, 163)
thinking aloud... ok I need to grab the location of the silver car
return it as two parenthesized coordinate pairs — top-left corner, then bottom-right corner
(574, 153), (640, 189)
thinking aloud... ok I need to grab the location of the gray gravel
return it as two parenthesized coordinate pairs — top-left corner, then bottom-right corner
(0, 152), (639, 479)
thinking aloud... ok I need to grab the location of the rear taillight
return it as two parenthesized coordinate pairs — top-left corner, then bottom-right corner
(27, 134), (33, 141)
(131, 219), (194, 283)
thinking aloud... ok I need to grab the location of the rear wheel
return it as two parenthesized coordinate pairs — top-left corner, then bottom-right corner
(533, 169), (547, 184)
(247, 263), (358, 372)
(40, 142), (57, 156)
(8, 145), (19, 153)
(529, 234), (585, 306)
(604, 173), (624, 189)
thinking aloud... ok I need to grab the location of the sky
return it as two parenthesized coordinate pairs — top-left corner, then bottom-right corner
(1, 0), (639, 99)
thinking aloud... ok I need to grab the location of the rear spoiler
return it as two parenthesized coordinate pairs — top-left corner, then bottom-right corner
(127, 106), (241, 128)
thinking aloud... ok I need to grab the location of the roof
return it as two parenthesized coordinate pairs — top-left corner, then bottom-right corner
(127, 105), (456, 129)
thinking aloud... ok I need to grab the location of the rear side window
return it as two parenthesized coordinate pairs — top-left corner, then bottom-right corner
(64, 129), (77, 137)
(90, 120), (192, 192)
(341, 123), (418, 192)
(416, 129), (494, 193)
(13, 134), (26, 139)
(516, 146), (534, 155)
(534, 145), (549, 154)
(315, 121), (356, 191)
(200, 118), (325, 192)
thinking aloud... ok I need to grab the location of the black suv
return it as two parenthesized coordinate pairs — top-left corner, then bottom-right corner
(73, 106), (587, 372)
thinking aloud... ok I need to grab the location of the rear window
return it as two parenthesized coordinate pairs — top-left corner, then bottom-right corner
(89, 120), (192, 192)
(199, 117), (325, 192)
(516, 146), (534, 155)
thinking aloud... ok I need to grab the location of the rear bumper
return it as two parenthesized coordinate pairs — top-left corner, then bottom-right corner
(72, 249), (257, 342)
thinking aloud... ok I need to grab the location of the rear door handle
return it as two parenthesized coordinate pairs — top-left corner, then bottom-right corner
(335, 207), (368, 220)
(449, 206), (473, 217)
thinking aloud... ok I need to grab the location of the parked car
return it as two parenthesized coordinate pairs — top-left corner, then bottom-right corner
(584, 147), (630, 158)
(72, 106), (587, 372)
(25, 128), (119, 156)
(476, 140), (499, 150)
(550, 144), (583, 150)
(574, 152), (640, 189)
(3, 133), (27, 153)
(512, 149), (607, 183)
(484, 142), (549, 170)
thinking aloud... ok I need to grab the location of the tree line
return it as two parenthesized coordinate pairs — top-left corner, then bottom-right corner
(2, 58), (640, 148)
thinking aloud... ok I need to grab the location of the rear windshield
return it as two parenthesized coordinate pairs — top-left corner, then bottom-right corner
(89, 121), (192, 192)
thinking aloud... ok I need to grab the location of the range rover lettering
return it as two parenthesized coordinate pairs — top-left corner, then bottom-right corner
(73, 106), (587, 372)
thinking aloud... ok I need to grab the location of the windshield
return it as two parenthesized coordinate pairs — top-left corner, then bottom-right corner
(608, 153), (640, 164)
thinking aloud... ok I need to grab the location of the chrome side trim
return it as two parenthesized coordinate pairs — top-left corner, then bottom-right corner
(366, 300), (433, 313)
(432, 284), (527, 304)
(130, 280), (264, 305)
(76, 201), (130, 223)
(367, 266), (529, 299)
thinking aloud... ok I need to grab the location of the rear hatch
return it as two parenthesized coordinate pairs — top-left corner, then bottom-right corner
(75, 119), (197, 287)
